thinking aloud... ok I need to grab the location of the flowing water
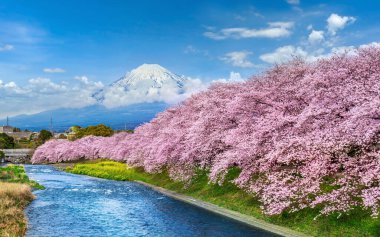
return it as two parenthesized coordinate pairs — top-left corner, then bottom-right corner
(25, 165), (278, 237)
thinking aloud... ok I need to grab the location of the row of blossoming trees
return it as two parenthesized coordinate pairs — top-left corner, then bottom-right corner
(33, 47), (380, 217)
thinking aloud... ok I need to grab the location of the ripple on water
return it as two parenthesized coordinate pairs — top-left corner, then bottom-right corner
(24, 165), (279, 237)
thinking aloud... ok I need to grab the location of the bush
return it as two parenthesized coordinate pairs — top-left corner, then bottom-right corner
(0, 133), (15, 149)
(76, 124), (114, 139)
(37, 130), (53, 145)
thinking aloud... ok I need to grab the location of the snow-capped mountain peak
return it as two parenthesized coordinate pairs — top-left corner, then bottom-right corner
(112, 63), (186, 89)
(94, 64), (188, 106)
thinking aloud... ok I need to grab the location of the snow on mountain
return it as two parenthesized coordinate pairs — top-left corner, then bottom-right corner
(94, 64), (201, 108)
(111, 63), (186, 90)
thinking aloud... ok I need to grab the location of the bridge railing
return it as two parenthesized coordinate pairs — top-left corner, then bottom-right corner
(1, 149), (34, 156)
(0, 149), (34, 163)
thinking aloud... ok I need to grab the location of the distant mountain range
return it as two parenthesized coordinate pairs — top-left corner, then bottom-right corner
(0, 103), (168, 132)
(1, 64), (188, 132)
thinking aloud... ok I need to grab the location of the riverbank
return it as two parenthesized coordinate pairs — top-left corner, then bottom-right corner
(64, 160), (380, 237)
(0, 165), (44, 236)
(135, 180), (308, 237)
(27, 164), (274, 236)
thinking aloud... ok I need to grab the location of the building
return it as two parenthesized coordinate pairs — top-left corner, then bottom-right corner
(54, 133), (68, 139)
(0, 126), (14, 133)
(10, 131), (36, 141)
(0, 125), (38, 141)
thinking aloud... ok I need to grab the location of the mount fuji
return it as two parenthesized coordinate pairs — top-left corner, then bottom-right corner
(2, 64), (200, 131)
(94, 64), (189, 107)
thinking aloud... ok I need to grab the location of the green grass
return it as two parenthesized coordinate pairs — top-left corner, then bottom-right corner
(0, 165), (42, 236)
(0, 165), (45, 189)
(66, 160), (380, 237)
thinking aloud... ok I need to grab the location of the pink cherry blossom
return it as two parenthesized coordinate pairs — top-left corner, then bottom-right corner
(32, 46), (380, 217)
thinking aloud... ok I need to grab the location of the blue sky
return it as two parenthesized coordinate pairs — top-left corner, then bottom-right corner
(0, 0), (379, 118)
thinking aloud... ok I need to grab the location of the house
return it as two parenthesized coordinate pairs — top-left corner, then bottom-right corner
(0, 125), (37, 141)
(0, 126), (14, 133)
(10, 131), (36, 141)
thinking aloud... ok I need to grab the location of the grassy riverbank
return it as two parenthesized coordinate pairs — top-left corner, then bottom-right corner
(65, 160), (380, 237)
(0, 165), (44, 237)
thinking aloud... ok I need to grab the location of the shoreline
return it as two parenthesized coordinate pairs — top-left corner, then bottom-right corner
(56, 162), (306, 236)
(61, 160), (380, 236)
(59, 161), (310, 236)
(135, 180), (309, 237)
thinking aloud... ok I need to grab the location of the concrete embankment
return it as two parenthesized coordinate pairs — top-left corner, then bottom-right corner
(135, 180), (310, 237)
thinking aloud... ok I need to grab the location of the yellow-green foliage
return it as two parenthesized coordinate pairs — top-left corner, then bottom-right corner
(67, 160), (380, 237)
(76, 124), (114, 139)
(0, 165), (44, 190)
(66, 161), (146, 181)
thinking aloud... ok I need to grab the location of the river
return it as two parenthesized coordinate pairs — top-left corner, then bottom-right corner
(25, 165), (278, 237)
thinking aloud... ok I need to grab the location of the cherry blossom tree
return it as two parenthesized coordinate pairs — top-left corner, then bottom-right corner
(32, 46), (380, 217)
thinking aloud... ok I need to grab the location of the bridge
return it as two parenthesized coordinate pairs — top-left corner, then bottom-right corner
(0, 149), (34, 164)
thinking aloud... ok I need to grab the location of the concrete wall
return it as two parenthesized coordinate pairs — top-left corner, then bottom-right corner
(0, 149), (34, 164)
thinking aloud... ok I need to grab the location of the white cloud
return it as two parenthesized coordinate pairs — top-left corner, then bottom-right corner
(101, 77), (206, 108)
(74, 75), (90, 84)
(359, 42), (380, 49)
(259, 41), (380, 65)
(0, 76), (103, 118)
(286, 0), (300, 5)
(328, 42), (380, 56)
(0, 81), (25, 94)
(226, 71), (245, 82)
(28, 77), (68, 93)
(204, 21), (294, 40)
(0, 44), (14, 51)
(308, 30), (325, 44)
(268, 22), (294, 28)
(184, 45), (209, 56)
(221, 51), (255, 68)
(318, 42), (380, 59)
(73, 75), (103, 88)
(212, 72), (246, 83)
(43, 68), (65, 73)
(260, 46), (308, 64)
(330, 46), (356, 55)
(327, 13), (356, 35)
(0, 66), (247, 118)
